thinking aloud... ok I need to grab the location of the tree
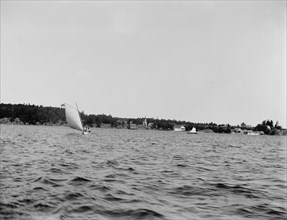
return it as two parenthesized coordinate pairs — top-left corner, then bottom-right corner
(275, 121), (282, 130)
(241, 122), (247, 128)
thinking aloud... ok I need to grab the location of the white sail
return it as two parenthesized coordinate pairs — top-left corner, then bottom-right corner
(62, 103), (83, 131)
(188, 127), (197, 134)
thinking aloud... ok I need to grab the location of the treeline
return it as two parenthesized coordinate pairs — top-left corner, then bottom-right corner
(0, 103), (285, 135)
(81, 114), (233, 133)
(0, 103), (65, 125)
(254, 119), (283, 135)
(0, 103), (232, 132)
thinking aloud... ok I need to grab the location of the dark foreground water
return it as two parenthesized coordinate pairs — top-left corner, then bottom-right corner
(0, 124), (286, 220)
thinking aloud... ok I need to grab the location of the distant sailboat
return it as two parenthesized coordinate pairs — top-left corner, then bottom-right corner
(61, 103), (86, 134)
(188, 127), (197, 134)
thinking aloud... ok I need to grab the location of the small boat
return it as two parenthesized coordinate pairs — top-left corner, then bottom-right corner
(188, 127), (197, 134)
(61, 103), (88, 134)
(246, 131), (260, 136)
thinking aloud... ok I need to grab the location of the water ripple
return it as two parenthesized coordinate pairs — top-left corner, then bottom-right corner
(0, 125), (286, 220)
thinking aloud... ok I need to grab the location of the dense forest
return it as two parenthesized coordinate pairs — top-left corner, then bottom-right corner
(0, 103), (285, 135)
(0, 103), (65, 125)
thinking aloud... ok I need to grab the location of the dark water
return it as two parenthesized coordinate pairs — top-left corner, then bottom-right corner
(0, 124), (286, 220)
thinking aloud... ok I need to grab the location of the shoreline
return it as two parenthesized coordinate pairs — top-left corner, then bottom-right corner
(1, 123), (286, 136)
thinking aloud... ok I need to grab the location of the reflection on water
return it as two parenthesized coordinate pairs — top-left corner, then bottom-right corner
(0, 124), (286, 220)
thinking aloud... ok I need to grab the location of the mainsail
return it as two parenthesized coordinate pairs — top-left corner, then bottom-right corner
(61, 103), (84, 131)
(188, 127), (197, 134)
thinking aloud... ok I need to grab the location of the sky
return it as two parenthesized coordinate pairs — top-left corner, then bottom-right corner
(1, 0), (286, 127)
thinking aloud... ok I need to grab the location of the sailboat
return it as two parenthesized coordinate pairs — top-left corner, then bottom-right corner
(61, 103), (87, 134)
(188, 127), (197, 134)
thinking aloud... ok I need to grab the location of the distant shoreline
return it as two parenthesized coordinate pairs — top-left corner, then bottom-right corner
(0, 103), (286, 136)
(1, 122), (286, 136)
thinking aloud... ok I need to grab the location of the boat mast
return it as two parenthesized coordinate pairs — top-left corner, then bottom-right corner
(75, 103), (84, 130)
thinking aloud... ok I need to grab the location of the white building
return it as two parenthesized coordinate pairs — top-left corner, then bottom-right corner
(174, 125), (186, 132)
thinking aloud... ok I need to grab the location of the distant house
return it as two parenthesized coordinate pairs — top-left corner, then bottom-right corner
(219, 124), (228, 129)
(174, 125), (185, 132)
(137, 125), (145, 130)
(129, 123), (137, 130)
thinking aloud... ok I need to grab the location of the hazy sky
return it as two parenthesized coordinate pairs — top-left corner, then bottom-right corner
(1, 0), (286, 127)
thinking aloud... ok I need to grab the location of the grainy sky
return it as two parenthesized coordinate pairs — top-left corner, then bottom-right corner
(1, 0), (286, 127)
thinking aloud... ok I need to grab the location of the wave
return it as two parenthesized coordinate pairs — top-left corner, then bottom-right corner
(1, 125), (286, 220)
